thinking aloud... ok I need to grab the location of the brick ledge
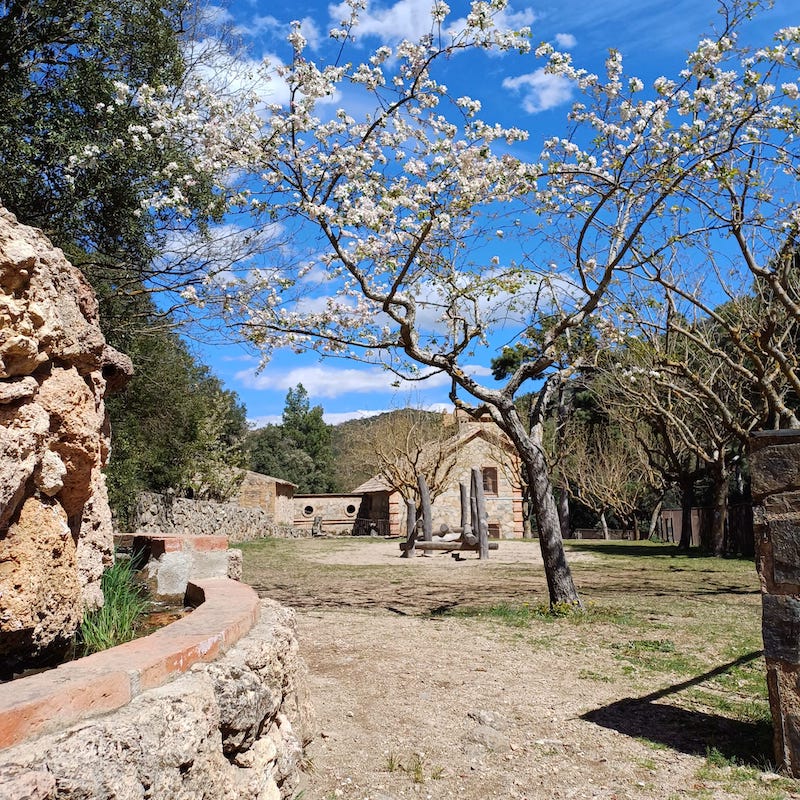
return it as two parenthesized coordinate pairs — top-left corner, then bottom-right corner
(0, 579), (261, 750)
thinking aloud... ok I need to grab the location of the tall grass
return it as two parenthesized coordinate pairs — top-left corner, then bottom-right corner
(78, 557), (149, 655)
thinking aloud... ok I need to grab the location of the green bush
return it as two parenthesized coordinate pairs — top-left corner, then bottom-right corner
(78, 558), (149, 655)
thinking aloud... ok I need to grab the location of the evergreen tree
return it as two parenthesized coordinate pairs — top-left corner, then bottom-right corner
(248, 385), (334, 493)
(101, 286), (248, 528)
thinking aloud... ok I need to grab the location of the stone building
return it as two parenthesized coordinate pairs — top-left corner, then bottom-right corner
(351, 412), (524, 538)
(293, 492), (365, 535)
(235, 470), (296, 526)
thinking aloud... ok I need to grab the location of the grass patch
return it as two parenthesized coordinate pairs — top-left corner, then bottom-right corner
(382, 752), (440, 784)
(695, 748), (795, 799)
(77, 557), (149, 655)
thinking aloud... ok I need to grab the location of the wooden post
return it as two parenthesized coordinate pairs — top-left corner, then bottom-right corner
(418, 473), (433, 542)
(471, 466), (489, 559)
(460, 480), (477, 546)
(401, 498), (417, 558)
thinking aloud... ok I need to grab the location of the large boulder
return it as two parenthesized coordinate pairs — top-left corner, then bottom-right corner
(0, 208), (132, 675)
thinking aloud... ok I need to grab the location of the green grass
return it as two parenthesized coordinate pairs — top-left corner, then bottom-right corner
(77, 557), (149, 655)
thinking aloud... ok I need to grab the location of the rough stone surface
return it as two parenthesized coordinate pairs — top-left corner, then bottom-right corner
(131, 492), (308, 543)
(0, 599), (314, 800)
(0, 207), (133, 673)
(751, 430), (800, 776)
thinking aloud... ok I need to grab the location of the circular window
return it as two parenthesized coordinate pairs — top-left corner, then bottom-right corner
(346, 504), (357, 515)
(303, 505), (314, 516)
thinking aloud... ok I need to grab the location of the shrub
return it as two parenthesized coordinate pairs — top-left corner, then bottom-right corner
(78, 558), (149, 655)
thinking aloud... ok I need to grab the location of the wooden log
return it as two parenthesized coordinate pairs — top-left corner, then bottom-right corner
(418, 473), (433, 542)
(471, 466), (490, 559)
(460, 480), (478, 546)
(400, 498), (417, 558)
(399, 540), (499, 552)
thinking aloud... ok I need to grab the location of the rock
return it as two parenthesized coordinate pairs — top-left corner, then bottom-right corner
(0, 496), (80, 658)
(0, 767), (56, 800)
(0, 207), (131, 672)
(467, 708), (508, 730)
(35, 449), (67, 496)
(0, 375), (37, 404)
(462, 724), (511, 753)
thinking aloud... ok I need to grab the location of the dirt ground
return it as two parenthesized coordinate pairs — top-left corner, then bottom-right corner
(242, 538), (798, 800)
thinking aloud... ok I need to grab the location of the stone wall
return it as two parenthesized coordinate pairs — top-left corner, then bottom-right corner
(0, 208), (132, 673)
(750, 430), (800, 776)
(132, 492), (308, 543)
(294, 494), (363, 534)
(0, 591), (314, 800)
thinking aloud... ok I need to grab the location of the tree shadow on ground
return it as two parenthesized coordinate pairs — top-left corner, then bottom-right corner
(581, 651), (772, 764)
(566, 541), (755, 563)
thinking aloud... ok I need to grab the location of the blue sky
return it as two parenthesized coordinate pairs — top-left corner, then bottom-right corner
(189, 0), (797, 427)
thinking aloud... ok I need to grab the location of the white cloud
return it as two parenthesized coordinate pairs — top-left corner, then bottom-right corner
(248, 403), (454, 427)
(323, 408), (390, 424)
(183, 37), (290, 107)
(300, 17), (323, 50)
(445, 5), (536, 44)
(554, 32), (577, 49)
(328, 0), (437, 43)
(235, 363), (452, 398)
(157, 222), (284, 287)
(248, 14), (281, 34)
(328, 0), (535, 46)
(247, 414), (283, 427)
(201, 5), (234, 26)
(502, 68), (574, 113)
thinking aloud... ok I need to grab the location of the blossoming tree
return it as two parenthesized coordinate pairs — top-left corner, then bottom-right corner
(113, 0), (799, 607)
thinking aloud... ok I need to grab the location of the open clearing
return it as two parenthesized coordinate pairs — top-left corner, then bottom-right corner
(240, 537), (799, 800)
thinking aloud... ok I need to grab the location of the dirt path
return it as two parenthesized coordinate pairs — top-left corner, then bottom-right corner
(243, 538), (796, 800)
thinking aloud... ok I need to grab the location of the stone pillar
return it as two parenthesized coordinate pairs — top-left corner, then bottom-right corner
(750, 430), (800, 776)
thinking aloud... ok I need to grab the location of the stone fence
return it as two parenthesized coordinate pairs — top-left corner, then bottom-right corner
(130, 493), (308, 543)
(0, 580), (314, 799)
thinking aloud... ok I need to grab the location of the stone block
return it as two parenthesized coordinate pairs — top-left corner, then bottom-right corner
(763, 594), (800, 663)
(146, 551), (192, 600)
(765, 493), (800, 516)
(768, 518), (800, 586)
(751, 441), (800, 498)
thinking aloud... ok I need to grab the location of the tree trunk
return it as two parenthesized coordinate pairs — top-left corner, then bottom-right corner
(557, 489), (571, 540)
(502, 410), (581, 608)
(708, 463), (728, 557)
(648, 499), (663, 540)
(600, 511), (610, 540)
(678, 479), (694, 550)
(555, 383), (572, 539)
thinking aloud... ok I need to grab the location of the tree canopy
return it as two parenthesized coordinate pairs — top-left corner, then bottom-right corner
(0, 0), (252, 522)
(248, 385), (335, 493)
(106, 0), (800, 605)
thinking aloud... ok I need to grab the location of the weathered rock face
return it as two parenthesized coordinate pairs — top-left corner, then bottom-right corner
(0, 207), (132, 673)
